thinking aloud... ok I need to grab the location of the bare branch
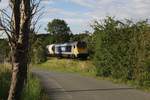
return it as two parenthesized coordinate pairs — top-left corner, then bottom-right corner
(0, 9), (16, 43)
(29, 0), (43, 34)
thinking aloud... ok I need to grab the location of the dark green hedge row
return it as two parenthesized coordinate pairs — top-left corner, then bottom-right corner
(93, 17), (150, 86)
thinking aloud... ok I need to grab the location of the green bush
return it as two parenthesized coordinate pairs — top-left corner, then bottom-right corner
(30, 38), (47, 64)
(93, 17), (150, 86)
(0, 68), (11, 100)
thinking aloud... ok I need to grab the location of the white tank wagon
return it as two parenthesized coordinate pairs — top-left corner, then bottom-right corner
(46, 44), (55, 55)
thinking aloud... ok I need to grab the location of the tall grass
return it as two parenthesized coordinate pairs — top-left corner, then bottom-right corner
(0, 64), (11, 100)
(34, 58), (96, 76)
(22, 74), (49, 100)
(0, 64), (49, 100)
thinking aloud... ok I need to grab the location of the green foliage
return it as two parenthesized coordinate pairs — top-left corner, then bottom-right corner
(93, 17), (150, 86)
(31, 38), (47, 64)
(22, 74), (49, 100)
(0, 66), (11, 100)
(0, 39), (10, 62)
(47, 19), (72, 43)
(0, 65), (49, 100)
(70, 33), (89, 41)
(36, 34), (55, 46)
(29, 32), (50, 64)
(85, 33), (97, 58)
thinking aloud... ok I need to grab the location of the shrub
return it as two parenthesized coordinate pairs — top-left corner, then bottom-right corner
(93, 17), (150, 85)
(30, 38), (47, 64)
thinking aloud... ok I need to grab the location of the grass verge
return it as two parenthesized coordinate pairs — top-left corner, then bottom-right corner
(22, 74), (49, 100)
(0, 63), (49, 100)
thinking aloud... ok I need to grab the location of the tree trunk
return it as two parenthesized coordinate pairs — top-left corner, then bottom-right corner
(8, 34), (29, 100)
(8, 45), (28, 100)
(7, 0), (31, 99)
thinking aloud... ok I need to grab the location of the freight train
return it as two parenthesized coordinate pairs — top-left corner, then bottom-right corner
(47, 41), (89, 59)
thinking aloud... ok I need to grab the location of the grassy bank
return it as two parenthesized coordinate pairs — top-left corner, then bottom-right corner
(0, 64), (49, 100)
(34, 58), (96, 76)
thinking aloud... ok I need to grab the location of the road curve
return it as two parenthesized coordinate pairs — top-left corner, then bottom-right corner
(32, 69), (150, 100)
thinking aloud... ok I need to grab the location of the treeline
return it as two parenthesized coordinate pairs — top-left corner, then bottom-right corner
(93, 17), (150, 87)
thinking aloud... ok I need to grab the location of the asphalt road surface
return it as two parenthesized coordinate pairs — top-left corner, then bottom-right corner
(32, 69), (150, 100)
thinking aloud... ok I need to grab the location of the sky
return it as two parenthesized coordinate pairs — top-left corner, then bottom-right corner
(0, 0), (150, 34)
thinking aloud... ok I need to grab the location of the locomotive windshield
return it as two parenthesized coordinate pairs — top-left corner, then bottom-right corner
(77, 41), (87, 48)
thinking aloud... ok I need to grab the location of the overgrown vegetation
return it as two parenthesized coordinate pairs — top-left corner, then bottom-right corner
(0, 64), (49, 100)
(30, 37), (47, 64)
(0, 39), (10, 62)
(22, 74), (49, 100)
(93, 17), (150, 87)
(0, 64), (11, 100)
(35, 58), (96, 76)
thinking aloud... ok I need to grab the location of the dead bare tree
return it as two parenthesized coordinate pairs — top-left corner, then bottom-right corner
(0, 0), (41, 100)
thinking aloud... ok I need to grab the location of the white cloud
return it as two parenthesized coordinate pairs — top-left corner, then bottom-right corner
(67, 0), (150, 19)
(46, 7), (89, 19)
(41, 0), (55, 5)
(67, 0), (96, 8)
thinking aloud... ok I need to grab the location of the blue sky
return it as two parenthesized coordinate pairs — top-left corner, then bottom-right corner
(1, 0), (150, 34)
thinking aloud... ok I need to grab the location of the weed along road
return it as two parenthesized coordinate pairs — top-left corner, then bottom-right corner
(32, 69), (150, 100)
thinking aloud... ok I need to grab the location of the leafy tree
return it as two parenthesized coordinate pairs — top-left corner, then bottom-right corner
(47, 19), (72, 43)
(36, 34), (55, 46)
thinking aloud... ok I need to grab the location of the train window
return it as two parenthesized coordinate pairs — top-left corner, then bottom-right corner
(58, 47), (61, 52)
(66, 46), (72, 52)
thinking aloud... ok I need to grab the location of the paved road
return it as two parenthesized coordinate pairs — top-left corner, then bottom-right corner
(32, 70), (150, 100)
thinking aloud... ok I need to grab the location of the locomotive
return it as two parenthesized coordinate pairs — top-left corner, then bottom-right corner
(47, 41), (89, 59)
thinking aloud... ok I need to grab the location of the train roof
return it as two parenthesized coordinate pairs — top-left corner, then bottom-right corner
(47, 41), (86, 47)
(55, 41), (77, 47)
